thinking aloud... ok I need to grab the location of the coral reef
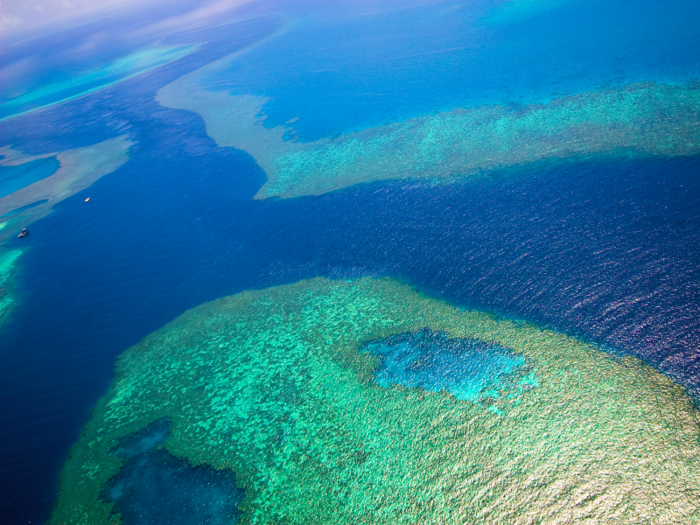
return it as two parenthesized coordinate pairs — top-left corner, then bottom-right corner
(51, 277), (700, 524)
(0, 248), (22, 331)
(102, 419), (244, 525)
(158, 66), (700, 199)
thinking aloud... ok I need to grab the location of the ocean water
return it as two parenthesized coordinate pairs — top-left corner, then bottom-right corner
(50, 277), (700, 523)
(206, 0), (700, 141)
(0, 0), (214, 120)
(0, 199), (49, 219)
(1, 0), (699, 523)
(0, 46), (197, 123)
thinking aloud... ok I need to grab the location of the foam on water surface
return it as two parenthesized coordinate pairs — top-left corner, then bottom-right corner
(52, 277), (700, 524)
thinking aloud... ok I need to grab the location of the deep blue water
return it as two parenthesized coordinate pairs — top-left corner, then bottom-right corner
(1, 1), (699, 524)
(363, 329), (526, 401)
(103, 419), (243, 525)
(3, 113), (699, 523)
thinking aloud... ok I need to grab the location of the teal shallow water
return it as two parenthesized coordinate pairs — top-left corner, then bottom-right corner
(0, 45), (196, 123)
(0, 157), (59, 199)
(364, 329), (529, 403)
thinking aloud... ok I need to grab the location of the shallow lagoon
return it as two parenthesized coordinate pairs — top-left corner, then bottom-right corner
(0, 157), (60, 199)
(364, 329), (530, 404)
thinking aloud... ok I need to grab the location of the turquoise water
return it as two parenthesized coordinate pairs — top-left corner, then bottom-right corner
(0, 199), (49, 218)
(0, 46), (196, 123)
(204, 0), (700, 141)
(0, 157), (59, 198)
(364, 329), (527, 402)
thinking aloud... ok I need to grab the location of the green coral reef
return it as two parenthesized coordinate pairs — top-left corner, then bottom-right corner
(52, 277), (700, 524)
(158, 72), (700, 199)
(0, 248), (22, 331)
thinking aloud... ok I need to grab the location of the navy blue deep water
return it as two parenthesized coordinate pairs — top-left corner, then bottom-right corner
(1, 1), (700, 523)
(3, 135), (699, 523)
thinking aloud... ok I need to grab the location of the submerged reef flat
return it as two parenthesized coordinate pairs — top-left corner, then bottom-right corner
(52, 277), (700, 524)
(0, 136), (132, 242)
(158, 74), (700, 199)
(0, 46), (195, 123)
(0, 248), (23, 331)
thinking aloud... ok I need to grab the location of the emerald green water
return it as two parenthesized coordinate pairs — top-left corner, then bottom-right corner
(0, 248), (22, 327)
(2, 1), (700, 523)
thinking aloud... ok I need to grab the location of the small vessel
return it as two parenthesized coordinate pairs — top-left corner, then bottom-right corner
(18, 228), (28, 238)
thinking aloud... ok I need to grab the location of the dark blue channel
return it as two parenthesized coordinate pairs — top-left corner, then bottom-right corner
(2, 122), (700, 524)
(0, 11), (279, 525)
(2, 147), (699, 523)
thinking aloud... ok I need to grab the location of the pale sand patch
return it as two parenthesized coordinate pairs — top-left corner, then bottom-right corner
(0, 145), (55, 166)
